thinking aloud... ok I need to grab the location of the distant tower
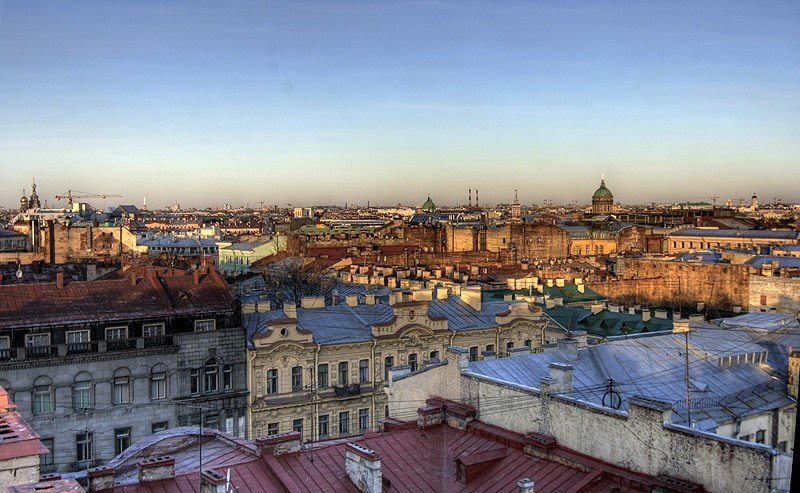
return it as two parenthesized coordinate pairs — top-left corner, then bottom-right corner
(476, 189), (479, 208)
(750, 193), (758, 211)
(142, 196), (147, 211)
(591, 174), (614, 214)
(19, 189), (29, 212)
(28, 179), (41, 209)
(468, 189), (472, 208)
(512, 190), (521, 220)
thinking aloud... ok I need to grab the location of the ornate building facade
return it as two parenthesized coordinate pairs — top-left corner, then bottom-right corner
(0, 265), (248, 473)
(244, 289), (547, 442)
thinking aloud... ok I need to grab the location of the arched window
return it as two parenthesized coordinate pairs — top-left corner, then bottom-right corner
(73, 372), (93, 410)
(150, 364), (168, 400)
(113, 368), (131, 404)
(33, 376), (53, 415)
(204, 359), (219, 393)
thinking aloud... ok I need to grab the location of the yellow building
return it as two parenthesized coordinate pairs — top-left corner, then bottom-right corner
(244, 287), (546, 442)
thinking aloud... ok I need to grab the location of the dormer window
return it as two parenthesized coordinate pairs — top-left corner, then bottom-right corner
(195, 319), (216, 332)
(106, 327), (128, 341)
(142, 323), (164, 337)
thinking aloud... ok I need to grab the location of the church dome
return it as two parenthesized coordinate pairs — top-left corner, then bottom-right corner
(421, 195), (436, 212)
(592, 180), (613, 201)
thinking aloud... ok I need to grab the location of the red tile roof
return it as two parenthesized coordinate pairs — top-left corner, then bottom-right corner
(0, 267), (233, 329)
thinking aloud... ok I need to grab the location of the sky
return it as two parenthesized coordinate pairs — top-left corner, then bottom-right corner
(1, 1), (799, 209)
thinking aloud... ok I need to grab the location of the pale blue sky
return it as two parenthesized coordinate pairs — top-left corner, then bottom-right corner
(1, 1), (798, 208)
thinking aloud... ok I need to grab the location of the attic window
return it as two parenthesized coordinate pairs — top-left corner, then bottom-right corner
(280, 328), (288, 337)
(178, 291), (190, 300)
(690, 380), (709, 392)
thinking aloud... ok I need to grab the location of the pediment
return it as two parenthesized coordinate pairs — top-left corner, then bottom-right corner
(253, 318), (313, 346)
(372, 301), (448, 336)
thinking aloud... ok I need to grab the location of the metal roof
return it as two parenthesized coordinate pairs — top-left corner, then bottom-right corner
(746, 255), (800, 269)
(465, 326), (794, 428)
(671, 228), (800, 240)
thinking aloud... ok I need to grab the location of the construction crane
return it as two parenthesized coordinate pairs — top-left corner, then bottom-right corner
(54, 190), (122, 208)
(699, 196), (719, 206)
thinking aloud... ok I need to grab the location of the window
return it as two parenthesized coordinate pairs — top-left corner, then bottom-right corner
(39, 438), (54, 469)
(26, 333), (50, 347)
(150, 365), (167, 400)
(778, 441), (787, 453)
(205, 414), (220, 430)
(486, 344), (494, 353)
(267, 423), (279, 436)
(105, 326), (127, 340)
(194, 319), (216, 332)
(190, 369), (200, 394)
(383, 356), (394, 380)
(318, 415), (329, 438)
(760, 295), (767, 306)
(76, 433), (93, 463)
(318, 364), (328, 389)
(73, 372), (93, 410)
(358, 408), (368, 431)
(339, 411), (349, 435)
(429, 350), (439, 361)
(267, 369), (279, 394)
(385, 405), (389, 418)
(338, 362), (349, 385)
(506, 341), (514, 352)
(524, 339), (532, 348)
(408, 353), (418, 372)
(142, 323), (164, 337)
(113, 368), (131, 404)
(0, 336), (9, 349)
(114, 428), (131, 455)
(358, 359), (369, 383)
(293, 418), (303, 435)
(223, 365), (232, 390)
(755, 430), (766, 444)
(66, 330), (90, 344)
(291, 366), (303, 391)
(469, 346), (478, 362)
(33, 376), (53, 415)
(204, 360), (219, 392)
(152, 422), (168, 434)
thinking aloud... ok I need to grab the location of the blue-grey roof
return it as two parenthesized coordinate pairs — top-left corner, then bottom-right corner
(746, 255), (800, 269)
(243, 296), (521, 345)
(674, 251), (722, 264)
(671, 228), (799, 240)
(465, 327), (794, 427)
(776, 244), (800, 252)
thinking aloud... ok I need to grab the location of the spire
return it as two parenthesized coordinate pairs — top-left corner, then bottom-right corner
(514, 189), (519, 204)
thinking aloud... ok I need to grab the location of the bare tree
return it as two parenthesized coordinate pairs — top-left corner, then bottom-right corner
(258, 256), (334, 307)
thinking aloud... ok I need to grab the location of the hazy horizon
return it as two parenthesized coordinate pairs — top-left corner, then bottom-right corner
(2, 1), (799, 209)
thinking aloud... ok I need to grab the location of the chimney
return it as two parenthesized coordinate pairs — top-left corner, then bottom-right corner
(590, 303), (603, 314)
(255, 431), (302, 457)
(545, 299), (555, 309)
(577, 284), (585, 293)
(345, 294), (359, 307)
(365, 294), (376, 305)
(345, 442), (382, 493)
(557, 338), (579, 361)
(642, 309), (651, 322)
(88, 465), (115, 491)
(55, 271), (65, 289)
(469, 189), (472, 208)
(201, 469), (228, 493)
(137, 456), (175, 482)
(546, 279), (553, 287)
(555, 278), (565, 287)
(193, 268), (201, 285)
(548, 362), (573, 393)
(459, 284), (482, 312)
(412, 289), (433, 301)
(283, 303), (297, 319)
(517, 478), (536, 493)
(654, 309), (668, 319)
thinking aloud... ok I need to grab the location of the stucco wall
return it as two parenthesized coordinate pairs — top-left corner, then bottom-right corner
(749, 275), (800, 315)
(0, 454), (39, 490)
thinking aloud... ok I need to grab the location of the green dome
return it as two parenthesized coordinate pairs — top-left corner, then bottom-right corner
(592, 180), (613, 200)
(421, 195), (436, 212)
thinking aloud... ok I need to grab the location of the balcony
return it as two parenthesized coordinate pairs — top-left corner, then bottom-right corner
(67, 342), (98, 355)
(25, 345), (58, 359)
(106, 339), (136, 351)
(143, 335), (173, 348)
(333, 383), (361, 397)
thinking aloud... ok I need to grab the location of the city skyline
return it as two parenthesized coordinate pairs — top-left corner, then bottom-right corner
(1, 1), (799, 208)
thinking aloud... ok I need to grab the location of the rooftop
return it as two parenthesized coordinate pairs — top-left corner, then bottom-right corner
(0, 266), (233, 329)
(670, 228), (800, 240)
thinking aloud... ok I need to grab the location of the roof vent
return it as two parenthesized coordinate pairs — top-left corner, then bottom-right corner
(455, 447), (510, 484)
